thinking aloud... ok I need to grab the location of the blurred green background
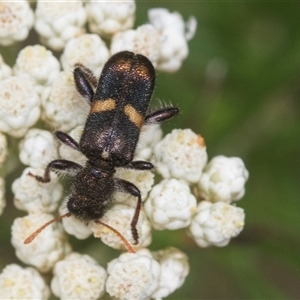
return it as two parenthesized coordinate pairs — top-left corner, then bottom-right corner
(1, 1), (300, 299)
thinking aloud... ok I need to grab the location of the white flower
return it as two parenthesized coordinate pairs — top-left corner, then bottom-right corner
(0, 1), (34, 46)
(18, 128), (59, 168)
(11, 213), (71, 272)
(51, 252), (107, 300)
(111, 24), (161, 67)
(114, 167), (154, 206)
(0, 132), (7, 167)
(58, 125), (87, 166)
(0, 55), (12, 80)
(0, 76), (40, 137)
(34, 0), (87, 51)
(60, 34), (110, 72)
(41, 70), (89, 131)
(106, 249), (160, 300)
(144, 179), (197, 230)
(198, 155), (249, 203)
(154, 129), (208, 184)
(148, 8), (197, 73)
(0, 264), (50, 300)
(189, 201), (245, 247)
(12, 167), (63, 213)
(152, 247), (189, 300)
(59, 203), (92, 240)
(135, 124), (163, 161)
(13, 45), (60, 95)
(0, 177), (5, 215)
(91, 204), (152, 250)
(86, 0), (135, 39)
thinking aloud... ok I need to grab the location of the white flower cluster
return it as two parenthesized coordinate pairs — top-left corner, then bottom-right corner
(143, 128), (248, 248)
(0, 1), (34, 46)
(0, 264), (50, 299)
(0, 1), (249, 299)
(106, 248), (189, 300)
(111, 8), (196, 72)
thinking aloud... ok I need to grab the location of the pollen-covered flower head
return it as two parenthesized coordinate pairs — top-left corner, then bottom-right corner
(11, 213), (71, 272)
(12, 167), (63, 214)
(106, 249), (161, 300)
(34, 0), (87, 51)
(154, 128), (208, 184)
(60, 34), (110, 72)
(148, 8), (197, 72)
(198, 155), (249, 203)
(0, 76), (40, 137)
(91, 204), (152, 250)
(41, 70), (89, 131)
(51, 252), (107, 300)
(18, 128), (59, 169)
(14, 45), (60, 94)
(0, 1), (34, 46)
(111, 24), (161, 67)
(86, 0), (135, 39)
(0, 264), (50, 299)
(152, 247), (190, 299)
(189, 201), (245, 247)
(145, 178), (197, 230)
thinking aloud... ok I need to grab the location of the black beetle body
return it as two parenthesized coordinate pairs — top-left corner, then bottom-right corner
(32, 51), (179, 244)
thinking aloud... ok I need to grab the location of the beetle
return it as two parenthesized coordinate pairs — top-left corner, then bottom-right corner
(26, 51), (179, 249)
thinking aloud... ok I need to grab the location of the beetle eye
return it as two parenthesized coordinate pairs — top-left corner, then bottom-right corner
(67, 199), (78, 214)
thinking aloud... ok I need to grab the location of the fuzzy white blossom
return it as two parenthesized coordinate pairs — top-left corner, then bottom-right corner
(58, 125), (87, 166)
(135, 124), (163, 161)
(106, 249), (160, 300)
(114, 168), (154, 206)
(154, 129), (208, 184)
(198, 155), (249, 203)
(0, 1), (34, 46)
(0, 76), (40, 137)
(59, 203), (92, 240)
(34, 0), (87, 51)
(152, 247), (189, 300)
(12, 167), (63, 213)
(51, 252), (107, 300)
(111, 24), (161, 67)
(86, 0), (135, 39)
(60, 34), (110, 72)
(0, 264), (50, 300)
(14, 45), (60, 95)
(41, 70), (89, 131)
(91, 204), (152, 250)
(11, 213), (71, 272)
(145, 179), (197, 230)
(189, 201), (245, 248)
(18, 128), (59, 168)
(0, 55), (12, 80)
(148, 8), (197, 72)
(0, 132), (7, 167)
(0, 177), (5, 215)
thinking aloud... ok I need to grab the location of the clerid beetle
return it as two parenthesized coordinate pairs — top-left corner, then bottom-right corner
(25, 51), (179, 251)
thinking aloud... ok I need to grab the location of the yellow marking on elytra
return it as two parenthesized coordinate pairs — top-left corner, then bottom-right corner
(124, 104), (144, 129)
(90, 98), (116, 114)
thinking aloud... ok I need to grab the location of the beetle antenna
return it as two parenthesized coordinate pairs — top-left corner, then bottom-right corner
(24, 212), (71, 244)
(94, 220), (136, 253)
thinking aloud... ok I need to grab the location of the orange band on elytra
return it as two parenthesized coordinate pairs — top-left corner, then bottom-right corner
(90, 98), (116, 114)
(124, 104), (144, 129)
